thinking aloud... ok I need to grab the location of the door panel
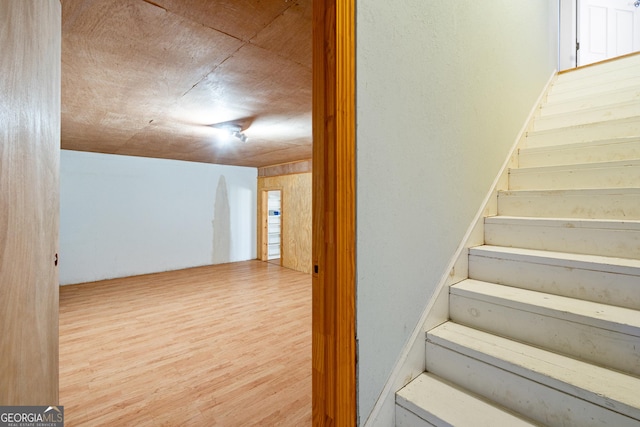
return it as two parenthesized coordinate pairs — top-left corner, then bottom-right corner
(0, 0), (60, 405)
(579, 0), (640, 65)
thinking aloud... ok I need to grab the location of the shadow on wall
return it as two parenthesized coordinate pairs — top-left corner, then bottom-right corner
(212, 175), (231, 264)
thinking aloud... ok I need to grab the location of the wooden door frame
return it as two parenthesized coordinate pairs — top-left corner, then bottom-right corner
(259, 188), (283, 265)
(312, 0), (357, 425)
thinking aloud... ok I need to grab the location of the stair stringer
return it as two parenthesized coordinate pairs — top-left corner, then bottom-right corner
(362, 69), (557, 427)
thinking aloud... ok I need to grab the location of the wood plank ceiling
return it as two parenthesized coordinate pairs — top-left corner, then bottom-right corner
(61, 0), (312, 168)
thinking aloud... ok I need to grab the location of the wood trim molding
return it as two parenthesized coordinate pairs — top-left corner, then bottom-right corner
(558, 50), (640, 74)
(258, 159), (312, 177)
(312, 0), (356, 425)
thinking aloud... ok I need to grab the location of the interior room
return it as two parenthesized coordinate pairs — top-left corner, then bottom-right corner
(3, 0), (640, 426)
(59, 1), (314, 424)
(6, 0), (314, 424)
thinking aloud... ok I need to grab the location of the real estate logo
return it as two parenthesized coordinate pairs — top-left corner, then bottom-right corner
(0, 406), (63, 427)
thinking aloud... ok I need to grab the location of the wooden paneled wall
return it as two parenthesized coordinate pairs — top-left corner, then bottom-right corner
(0, 1), (61, 405)
(258, 159), (312, 177)
(257, 162), (312, 274)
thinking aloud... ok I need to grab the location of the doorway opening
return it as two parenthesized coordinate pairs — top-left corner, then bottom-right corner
(260, 189), (283, 266)
(578, 0), (640, 66)
(561, 0), (640, 69)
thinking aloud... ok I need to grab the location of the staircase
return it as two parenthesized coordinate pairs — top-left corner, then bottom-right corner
(396, 54), (640, 426)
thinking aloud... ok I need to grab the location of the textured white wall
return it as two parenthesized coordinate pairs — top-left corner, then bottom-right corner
(60, 150), (256, 285)
(356, 1), (559, 423)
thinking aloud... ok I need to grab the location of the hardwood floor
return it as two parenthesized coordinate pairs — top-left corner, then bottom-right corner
(59, 261), (311, 426)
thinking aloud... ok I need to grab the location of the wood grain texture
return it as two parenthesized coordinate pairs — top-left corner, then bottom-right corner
(0, 0), (61, 405)
(558, 50), (640, 75)
(61, 0), (312, 167)
(257, 172), (312, 274)
(59, 261), (311, 426)
(258, 159), (313, 177)
(312, 0), (357, 424)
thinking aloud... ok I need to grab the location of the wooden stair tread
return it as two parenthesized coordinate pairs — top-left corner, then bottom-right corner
(508, 160), (640, 191)
(451, 279), (640, 335)
(469, 245), (640, 311)
(550, 74), (640, 98)
(485, 215), (640, 230)
(534, 100), (640, 132)
(517, 137), (640, 168)
(500, 187), (640, 196)
(397, 373), (539, 427)
(554, 54), (640, 83)
(512, 158), (640, 174)
(540, 86), (640, 117)
(526, 115), (640, 136)
(519, 136), (640, 155)
(470, 245), (640, 274)
(524, 116), (640, 149)
(484, 216), (640, 260)
(427, 322), (640, 419)
(497, 187), (640, 220)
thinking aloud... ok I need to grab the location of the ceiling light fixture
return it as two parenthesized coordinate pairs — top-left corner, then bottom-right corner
(229, 128), (249, 143)
(209, 121), (249, 143)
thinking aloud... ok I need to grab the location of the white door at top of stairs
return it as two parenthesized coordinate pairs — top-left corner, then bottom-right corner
(578, 0), (640, 66)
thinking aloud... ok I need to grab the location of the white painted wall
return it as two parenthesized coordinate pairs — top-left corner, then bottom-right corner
(59, 150), (257, 285)
(356, 1), (559, 424)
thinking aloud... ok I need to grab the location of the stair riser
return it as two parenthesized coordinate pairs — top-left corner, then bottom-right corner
(509, 164), (640, 190)
(524, 120), (640, 148)
(551, 68), (640, 92)
(396, 406), (437, 427)
(540, 87), (640, 117)
(518, 139), (640, 167)
(553, 55), (640, 85)
(468, 252), (640, 310)
(533, 103), (640, 132)
(549, 75), (640, 102)
(449, 293), (640, 376)
(497, 191), (640, 220)
(484, 221), (640, 259)
(425, 342), (638, 427)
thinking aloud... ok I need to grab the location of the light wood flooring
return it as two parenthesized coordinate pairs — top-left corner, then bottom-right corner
(59, 261), (311, 426)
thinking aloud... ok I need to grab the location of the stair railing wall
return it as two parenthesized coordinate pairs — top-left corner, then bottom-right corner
(363, 69), (558, 427)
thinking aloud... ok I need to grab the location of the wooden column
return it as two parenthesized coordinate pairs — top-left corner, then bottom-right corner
(312, 0), (356, 425)
(0, 0), (61, 405)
